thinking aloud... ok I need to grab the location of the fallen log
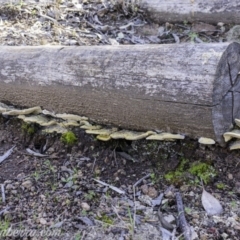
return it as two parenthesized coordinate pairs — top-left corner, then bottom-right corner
(0, 42), (240, 145)
(139, 0), (240, 24)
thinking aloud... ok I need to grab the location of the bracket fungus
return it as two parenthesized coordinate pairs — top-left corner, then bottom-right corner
(198, 137), (215, 145)
(80, 124), (102, 130)
(96, 135), (112, 141)
(223, 130), (240, 142)
(229, 140), (240, 150)
(42, 125), (68, 134)
(2, 106), (42, 116)
(110, 130), (156, 140)
(85, 128), (118, 136)
(18, 115), (57, 127)
(58, 120), (80, 127)
(55, 113), (88, 122)
(235, 119), (240, 127)
(146, 132), (185, 141)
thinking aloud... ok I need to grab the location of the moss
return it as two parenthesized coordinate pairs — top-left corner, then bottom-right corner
(216, 182), (226, 190)
(164, 158), (216, 185)
(60, 131), (77, 146)
(189, 162), (216, 184)
(96, 214), (114, 225)
(21, 123), (35, 135)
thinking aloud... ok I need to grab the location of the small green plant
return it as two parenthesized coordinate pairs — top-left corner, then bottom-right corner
(0, 218), (10, 231)
(188, 32), (198, 42)
(74, 232), (82, 240)
(216, 182), (226, 190)
(150, 173), (156, 183)
(164, 158), (216, 185)
(189, 162), (216, 184)
(32, 171), (41, 181)
(96, 214), (114, 225)
(21, 122), (35, 135)
(61, 131), (77, 146)
(84, 190), (96, 201)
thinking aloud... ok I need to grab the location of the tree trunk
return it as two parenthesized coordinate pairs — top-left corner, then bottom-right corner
(0, 43), (240, 145)
(139, 0), (240, 24)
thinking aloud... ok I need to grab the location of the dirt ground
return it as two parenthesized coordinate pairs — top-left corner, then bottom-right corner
(0, 1), (240, 240)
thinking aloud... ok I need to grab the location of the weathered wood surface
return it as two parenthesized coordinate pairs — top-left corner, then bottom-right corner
(0, 43), (240, 145)
(139, 0), (240, 24)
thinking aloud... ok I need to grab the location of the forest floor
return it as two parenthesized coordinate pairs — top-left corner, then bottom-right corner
(0, 1), (240, 239)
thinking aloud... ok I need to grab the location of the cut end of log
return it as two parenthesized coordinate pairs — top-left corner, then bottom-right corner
(213, 42), (240, 145)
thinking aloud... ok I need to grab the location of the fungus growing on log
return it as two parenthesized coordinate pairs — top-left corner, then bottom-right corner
(0, 42), (240, 145)
(198, 137), (215, 145)
(223, 130), (240, 142)
(146, 133), (185, 141)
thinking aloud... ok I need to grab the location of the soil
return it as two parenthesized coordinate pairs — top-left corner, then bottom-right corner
(0, 1), (240, 240)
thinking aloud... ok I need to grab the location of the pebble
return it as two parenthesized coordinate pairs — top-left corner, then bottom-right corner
(81, 202), (90, 211)
(4, 180), (12, 184)
(140, 184), (149, 194)
(6, 184), (14, 190)
(22, 180), (33, 189)
(39, 218), (47, 225)
(147, 187), (158, 198)
(228, 173), (233, 180)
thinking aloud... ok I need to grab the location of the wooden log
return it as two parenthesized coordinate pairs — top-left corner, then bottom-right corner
(0, 43), (240, 145)
(139, 0), (240, 24)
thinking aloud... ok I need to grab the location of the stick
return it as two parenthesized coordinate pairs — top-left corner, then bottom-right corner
(175, 191), (191, 240)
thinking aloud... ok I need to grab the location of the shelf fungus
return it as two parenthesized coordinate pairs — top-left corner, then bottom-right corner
(146, 132), (185, 141)
(17, 115), (57, 127)
(80, 124), (102, 130)
(96, 135), (112, 141)
(110, 130), (156, 140)
(235, 119), (240, 128)
(2, 106), (42, 116)
(42, 125), (68, 134)
(58, 120), (80, 127)
(85, 128), (118, 135)
(55, 113), (88, 122)
(223, 130), (240, 142)
(229, 140), (240, 150)
(198, 137), (215, 145)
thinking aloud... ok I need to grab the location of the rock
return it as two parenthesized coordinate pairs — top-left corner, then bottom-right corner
(226, 25), (240, 43)
(22, 180), (33, 189)
(6, 184), (14, 190)
(147, 187), (158, 198)
(4, 180), (12, 184)
(39, 218), (47, 225)
(81, 202), (90, 211)
(228, 173), (233, 180)
(164, 214), (175, 224)
(140, 184), (149, 194)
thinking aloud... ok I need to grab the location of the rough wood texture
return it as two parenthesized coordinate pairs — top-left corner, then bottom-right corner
(139, 0), (240, 24)
(0, 43), (240, 145)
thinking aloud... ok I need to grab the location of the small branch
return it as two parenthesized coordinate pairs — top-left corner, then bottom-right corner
(1, 184), (5, 203)
(0, 146), (15, 164)
(175, 191), (192, 240)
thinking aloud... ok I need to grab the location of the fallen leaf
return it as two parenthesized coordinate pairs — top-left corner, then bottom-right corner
(201, 188), (223, 215)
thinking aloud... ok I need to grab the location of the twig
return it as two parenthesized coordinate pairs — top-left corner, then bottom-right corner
(1, 184), (5, 203)
(175, 191), (192, 240)
(91, 157), (97, 173)
(92, 178), (125, 194)
(0, 145), (15, 164)
(0, 206), (10, 216)
(133, 173), (151, 188)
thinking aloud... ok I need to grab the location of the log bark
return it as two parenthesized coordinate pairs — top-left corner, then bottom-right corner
(0, 43), (240, 145)
(139, 0), (240, 24)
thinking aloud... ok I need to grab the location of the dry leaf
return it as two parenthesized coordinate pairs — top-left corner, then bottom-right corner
(201, 188), (223, 215)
